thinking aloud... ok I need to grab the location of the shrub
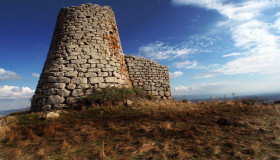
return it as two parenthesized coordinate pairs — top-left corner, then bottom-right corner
(180, 99), (188, 103)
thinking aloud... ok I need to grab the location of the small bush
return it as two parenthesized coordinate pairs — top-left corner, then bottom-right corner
(181, 99), (188, 103)
(78, 86), (153, 107)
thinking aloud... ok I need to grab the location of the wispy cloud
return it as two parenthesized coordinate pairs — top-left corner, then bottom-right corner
(138, 41), (195, 60)
(0, 68), (21, 80)
(193, 71), (220, 78)
(172, 60), (198, 69)
(32, 73), (40, 78)
(172, 0), (280, 76)
(222, 52), (241, 58)
(170, 71), (184, 79)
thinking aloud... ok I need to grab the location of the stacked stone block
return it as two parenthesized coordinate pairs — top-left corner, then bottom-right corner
(31, 4), (131, 112)
(125, 55), (172, 99)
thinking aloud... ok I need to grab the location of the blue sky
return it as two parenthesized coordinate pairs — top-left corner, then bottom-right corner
(0, 0), (280, 110)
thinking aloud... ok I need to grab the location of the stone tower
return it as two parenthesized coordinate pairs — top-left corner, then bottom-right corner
(31, 4), (131, 111)
(31, 3), (172, 112)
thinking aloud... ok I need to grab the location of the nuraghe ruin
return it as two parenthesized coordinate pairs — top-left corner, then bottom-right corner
(31, 3), (171, 112)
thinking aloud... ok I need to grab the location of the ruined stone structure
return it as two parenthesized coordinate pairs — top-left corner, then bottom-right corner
(31, 3), (171, 112)
(125, 55), (171, 99)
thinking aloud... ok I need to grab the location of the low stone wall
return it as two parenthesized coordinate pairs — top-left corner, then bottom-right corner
(125, 55), (172, 99)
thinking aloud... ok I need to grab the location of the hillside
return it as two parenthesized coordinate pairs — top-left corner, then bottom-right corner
(1, 97), (280, 160)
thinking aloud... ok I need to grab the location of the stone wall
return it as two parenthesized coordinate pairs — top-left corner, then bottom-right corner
(125, 55), (172, 99)
(31, 3), (172, 112)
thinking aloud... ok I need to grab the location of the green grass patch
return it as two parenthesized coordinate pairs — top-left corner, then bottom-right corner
(78, 86), (153, 107)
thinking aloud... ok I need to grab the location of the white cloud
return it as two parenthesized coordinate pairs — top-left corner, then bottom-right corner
(0, 85), (35, 100)
(193, 72), (219, 78)
(0, 86), (35, 111)
(32, 73), (40, 78)
(172, 0), (280, 76)
(174, 85), (190, 92)
(172, 0), (273, 21)
(0, 68), (21, 80)
(172, 60), (198, 69)
(172, 0), (223, 10)
(138, 41), (194, 60)
(170, 71), (184, 79)
(138, 36), (219, 62)
(222, 52), (241, 57)
(273, 17), (280, 33)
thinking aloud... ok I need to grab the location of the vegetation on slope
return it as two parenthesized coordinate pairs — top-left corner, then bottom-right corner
(0, 88), (280, 160)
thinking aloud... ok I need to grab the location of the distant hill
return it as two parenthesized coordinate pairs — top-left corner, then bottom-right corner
(174, 93), (280, 104)
(0, 108), (29, 118)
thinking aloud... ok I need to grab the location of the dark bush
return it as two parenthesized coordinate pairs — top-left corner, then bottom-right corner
(180, 99), (188, 103)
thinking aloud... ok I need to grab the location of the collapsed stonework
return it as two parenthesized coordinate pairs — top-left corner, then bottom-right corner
(31, 3), (171, 112)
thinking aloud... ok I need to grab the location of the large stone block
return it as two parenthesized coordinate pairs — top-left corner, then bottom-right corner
(72, 89), (84, 97)
(65, 71), (78, 77)
(67, 84), (76, 90)
(90, 77), (104, 84)
(85, 72), (97, 77)
(105, 77), (117, 83)
(57, 77), (71, 83)
(71, 77), (88, 84)
(54, 83), (66, 89)
(48, 95), (65, 105)
(58, 89), (71, 97)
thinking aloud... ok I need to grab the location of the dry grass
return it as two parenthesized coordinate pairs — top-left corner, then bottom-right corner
(0, 99), (280, 159)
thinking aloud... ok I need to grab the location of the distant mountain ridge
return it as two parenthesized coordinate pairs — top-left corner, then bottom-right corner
(0, 108), (29, 118)
(174, 93), (280, 104)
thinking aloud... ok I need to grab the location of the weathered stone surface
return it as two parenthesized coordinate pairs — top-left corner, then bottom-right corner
(125, 55), (171, 100)
(125, 99), (133, 107)
(57, 77), (71, 83)
(85, 72), (97, 77)
(72, 89), (84, 97)
(151, 91), (159, 96)
(46, 112), (60, 119)
(65, 71), (78, 77)
(54, 83), (66, 89)
(67, 84), (76, 90)
(48, 95), (65, 105)
(98, 83), (107, 88)
(88, 59), (100, 64)
(159, 91), (165, 96)
(105, 77), (117, 83)
(58, 89), (71, 97)
(71, 77), (87, 84)
(42, 105), (51, 112)
(90, 77), (104, 84)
